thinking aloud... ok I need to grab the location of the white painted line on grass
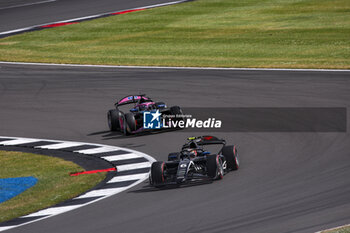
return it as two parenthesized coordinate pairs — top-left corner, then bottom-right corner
(0, 61), (348, 72)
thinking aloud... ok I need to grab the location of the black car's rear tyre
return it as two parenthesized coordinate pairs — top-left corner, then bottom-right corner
(151, 161), (166, 187)
(123, 113), (136, 135)
(108, 109), (121, 131)
(222, 145), (239, 170)
(170, 106), (184, 128)
(170, 106), (183, 117)
(206, 154), (224, 180)
(168, 152), (181, 161)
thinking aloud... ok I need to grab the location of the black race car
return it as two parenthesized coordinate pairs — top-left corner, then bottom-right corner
(149, 136), (239, 187)
(107, 94), (183, 135)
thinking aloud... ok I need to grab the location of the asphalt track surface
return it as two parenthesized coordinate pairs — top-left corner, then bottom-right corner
(0, 0), (175, 32)
(0, 63), (349, 233)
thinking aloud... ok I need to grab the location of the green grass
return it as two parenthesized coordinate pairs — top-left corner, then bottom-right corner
(0, 0), (349, 68)
(0, 151), (106, 223)
(322, 225), (350, 233)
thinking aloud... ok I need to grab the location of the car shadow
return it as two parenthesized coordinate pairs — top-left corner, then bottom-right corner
(129, 179), (214, 193)
(87, 128), (182, 140)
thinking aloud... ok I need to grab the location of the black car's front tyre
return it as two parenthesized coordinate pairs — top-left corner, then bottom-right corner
(222, 145), (239, 170)
(107, 109), (121, 131)
(206, 154), (224, 180)
(150, 161), (166, 188)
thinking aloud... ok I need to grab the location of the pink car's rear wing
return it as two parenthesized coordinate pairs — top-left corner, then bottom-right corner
(116, 95), (150, 106)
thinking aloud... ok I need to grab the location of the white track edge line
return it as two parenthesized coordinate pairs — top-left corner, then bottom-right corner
(0, 136), (155, 232)
(0, 178), (148, 232)
(0, 0), (188, 36)
(0, 136), (156, 163)
(0, 0), (348, 73)
(314, 223), (350, 233)
(0, 61), (348, 72)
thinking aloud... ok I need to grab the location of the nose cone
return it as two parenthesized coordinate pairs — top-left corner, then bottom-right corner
(177, 160), (189, 183)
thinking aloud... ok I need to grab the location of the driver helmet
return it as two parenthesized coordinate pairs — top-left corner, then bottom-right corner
(184, 148), (197, 158)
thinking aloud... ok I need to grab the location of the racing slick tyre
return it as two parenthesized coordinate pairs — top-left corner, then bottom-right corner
(123, 113), (136, 135)
(170, 106), (184, 126)
(168, 152), (181, 161)
(222, 145), (239, 170)
(108, 109), (121, 131)
(206, 154), (224, 180)
(170, 106), (183, 117)
(150, 161), (166, 188)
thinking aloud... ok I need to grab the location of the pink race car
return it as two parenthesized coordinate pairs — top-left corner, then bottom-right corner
(107, 94), (183, 135)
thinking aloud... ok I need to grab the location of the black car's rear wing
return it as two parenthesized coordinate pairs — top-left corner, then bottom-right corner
(182, 135), (226, 149)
